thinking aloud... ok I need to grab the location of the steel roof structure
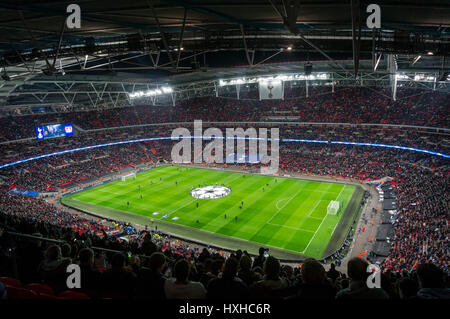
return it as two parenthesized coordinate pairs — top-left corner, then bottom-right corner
(0, 0), (449, 113)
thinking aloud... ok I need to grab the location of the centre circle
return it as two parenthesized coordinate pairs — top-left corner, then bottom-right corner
(190, 186), (231, 199)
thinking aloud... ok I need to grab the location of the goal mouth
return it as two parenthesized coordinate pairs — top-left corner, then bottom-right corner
(327, 200), (340, 215)
(121, 173), (136, 181)
(190, 186), (231, 199)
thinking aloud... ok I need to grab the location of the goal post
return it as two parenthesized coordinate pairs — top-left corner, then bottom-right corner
(121, 172), (136, 182)
(327, 200), (340, 215)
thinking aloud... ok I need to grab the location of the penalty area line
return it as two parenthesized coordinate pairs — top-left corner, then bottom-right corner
(301, 213), (329, 255)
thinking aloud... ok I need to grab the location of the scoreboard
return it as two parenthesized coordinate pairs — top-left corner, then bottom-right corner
(35, 123), (73, 140)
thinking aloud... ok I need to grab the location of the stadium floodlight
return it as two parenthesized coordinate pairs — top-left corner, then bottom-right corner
(414, 74), (436, 82)
(129, 86), (173, 99)
(395, 73), (409, 80)
(218, 73), (330, 87)
(396, 73), (437, 83)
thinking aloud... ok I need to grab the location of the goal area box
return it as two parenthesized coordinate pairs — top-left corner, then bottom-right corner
(121, 173), (136, 182)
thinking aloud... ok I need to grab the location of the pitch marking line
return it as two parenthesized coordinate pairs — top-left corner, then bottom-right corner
(327, 185), (348, 238)
(301, 188), (341, 194)
(301, 184), (348, 254)
(335, 184), (347, 203)
(295, 183), (332, 229)
(160, 173), (244, 219)
(164, 198), (197, 217)
(305, 199), (323, 218)
(275, 198), (289, 210)
(293, 199), (325, 232)
(266, 184), (307, 224)
(301, 213), (329, 254)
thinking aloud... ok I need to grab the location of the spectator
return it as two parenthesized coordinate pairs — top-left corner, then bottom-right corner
(38, 245), (72, 294)
(416, 263), (450, 299)
(327, 263), (340, 282)
(288, 258), (337, 300)
(61, 243), (72, 258)
(207, 257), (248, 299)
(252, 247), (266, 269)
(136, 252), (167, 299)
(336, 258), (389, 299)
(164, 259), (206, 299)
(101, 252), (137, 298)
(15, 233), (44, 284)
(199, 258), (218, 288)
(250, 256), (290, 299)
(77, 248), (102, 298)
(397, 277), (418, 300)
(238, 255), (259, 286)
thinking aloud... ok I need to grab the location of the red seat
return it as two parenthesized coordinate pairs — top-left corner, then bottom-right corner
(0, 277), (21, 288)
(58, 290), (90, 299)
(5, 285), (39, 299)
(25, 283), (54, 296)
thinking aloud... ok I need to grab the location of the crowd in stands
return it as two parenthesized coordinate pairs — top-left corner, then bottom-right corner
(2, 143), (151, 191)
(277, 145), (449, 274)
(0, 88), (448, 299)
(1, 214), (449, 299)
(1, 122), (447, 168)
(0, 137), (447, 277)
(0, 87), (448, 141)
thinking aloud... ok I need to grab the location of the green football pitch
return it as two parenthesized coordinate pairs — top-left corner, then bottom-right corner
(62, 165), (360, 259)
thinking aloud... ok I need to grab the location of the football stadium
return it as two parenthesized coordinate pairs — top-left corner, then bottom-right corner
(0, 0), (449, 305)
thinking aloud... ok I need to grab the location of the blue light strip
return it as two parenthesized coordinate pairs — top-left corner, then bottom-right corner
(0, 136), (448, 170)
(329, 140), (450, 158)
(0, 137), (171, 170)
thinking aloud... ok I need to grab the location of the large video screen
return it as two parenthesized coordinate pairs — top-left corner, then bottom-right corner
(35, 123), (73, 140)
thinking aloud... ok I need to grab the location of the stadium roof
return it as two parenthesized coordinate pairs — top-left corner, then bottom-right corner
(0, 0), (449, 111)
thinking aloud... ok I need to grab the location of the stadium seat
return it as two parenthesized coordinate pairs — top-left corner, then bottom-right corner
(0, 277), (21, 288)
(25, 283), (55, 296)
(5, 285), (39, 299)
(58, 290), (90, 299)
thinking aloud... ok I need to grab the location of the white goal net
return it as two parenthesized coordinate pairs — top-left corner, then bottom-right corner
(327, 200), (339, 215)
(121, 173), (136, 182)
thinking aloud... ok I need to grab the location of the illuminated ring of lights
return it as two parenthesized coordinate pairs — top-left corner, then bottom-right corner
(0, 136), (448, 170)
(190, 186), (231, 199)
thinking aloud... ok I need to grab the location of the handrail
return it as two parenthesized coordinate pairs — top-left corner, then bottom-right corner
(1, 121), (448, 145)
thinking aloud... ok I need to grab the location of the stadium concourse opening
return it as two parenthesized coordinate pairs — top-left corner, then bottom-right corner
(0, 0), (449, 306)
